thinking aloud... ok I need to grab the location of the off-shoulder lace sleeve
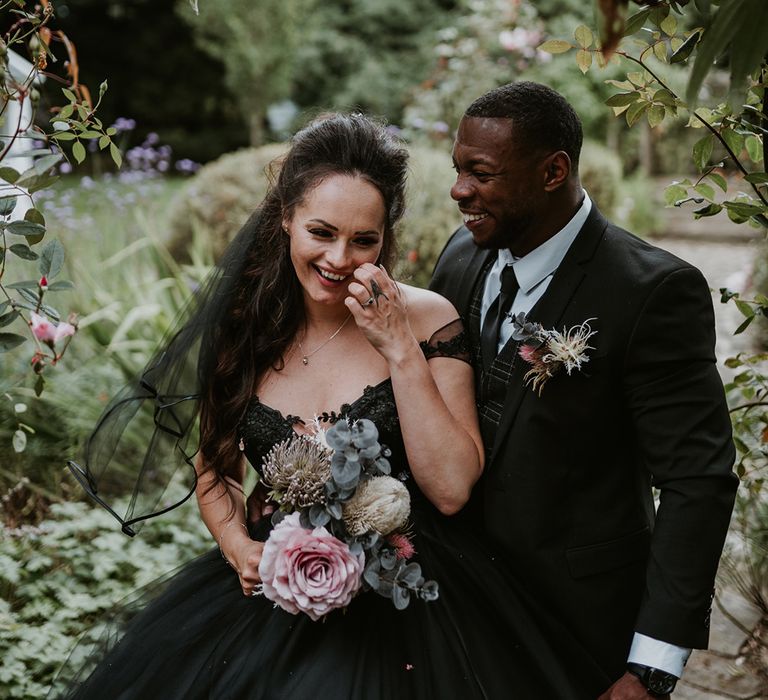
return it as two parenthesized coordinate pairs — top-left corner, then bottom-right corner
(419, 318), (471, 364)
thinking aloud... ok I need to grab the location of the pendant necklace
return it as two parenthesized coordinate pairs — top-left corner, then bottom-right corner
(298, 315), (351, 365)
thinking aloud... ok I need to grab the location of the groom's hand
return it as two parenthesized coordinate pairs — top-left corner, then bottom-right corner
(597, 672), (671, 700)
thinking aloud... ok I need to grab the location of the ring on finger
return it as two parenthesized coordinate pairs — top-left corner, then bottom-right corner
(370, 280), (389, 305)
(362, 296), (375, 307)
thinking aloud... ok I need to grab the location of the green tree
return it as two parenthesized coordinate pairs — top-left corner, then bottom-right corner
(177, 0), (304, 146)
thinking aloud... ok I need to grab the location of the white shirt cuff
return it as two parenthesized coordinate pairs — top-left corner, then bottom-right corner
(628, 633), (691, 678)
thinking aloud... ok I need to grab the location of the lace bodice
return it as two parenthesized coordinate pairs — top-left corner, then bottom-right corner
(239, 319), (469, 474)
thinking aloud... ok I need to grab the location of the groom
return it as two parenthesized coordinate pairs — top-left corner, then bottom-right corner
(430, 82), (738, 698)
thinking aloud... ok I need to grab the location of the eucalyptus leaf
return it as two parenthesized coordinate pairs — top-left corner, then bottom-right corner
(399, 562), (423, 586)
(326, 501), (342, 520)
(391, 584), (411, 610)
(380, 548), (397, 571)
(5, 279), (39, 290)
(308, 504), (331, 527)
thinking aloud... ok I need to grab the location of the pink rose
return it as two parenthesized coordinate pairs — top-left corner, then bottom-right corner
(259, 512), (364, 621)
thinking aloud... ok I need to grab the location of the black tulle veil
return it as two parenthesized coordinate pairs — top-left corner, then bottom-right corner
(67, 210), (264, 535)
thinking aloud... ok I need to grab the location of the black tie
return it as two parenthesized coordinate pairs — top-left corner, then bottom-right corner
(481, 265), (519, 368)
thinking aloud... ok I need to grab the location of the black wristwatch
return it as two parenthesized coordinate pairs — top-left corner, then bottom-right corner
(627, 662), (678, 696)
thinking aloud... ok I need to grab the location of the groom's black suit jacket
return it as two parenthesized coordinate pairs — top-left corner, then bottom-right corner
(430, 206), (738, 680)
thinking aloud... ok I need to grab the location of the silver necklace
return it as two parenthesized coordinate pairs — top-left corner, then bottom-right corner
(298, 315), (351, 365)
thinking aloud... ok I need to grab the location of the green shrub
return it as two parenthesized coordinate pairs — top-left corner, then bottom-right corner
(579, 140), (622, 219)
(166, 143), (288, 262)
(0, 490), (209, 698)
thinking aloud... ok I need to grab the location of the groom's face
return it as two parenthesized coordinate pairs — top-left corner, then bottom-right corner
(450, 116), (547, 255)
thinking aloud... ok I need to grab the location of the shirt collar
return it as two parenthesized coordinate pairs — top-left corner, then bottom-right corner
(498, 192), (592, 294)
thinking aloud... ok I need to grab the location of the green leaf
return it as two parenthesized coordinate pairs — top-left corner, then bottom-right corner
(62, 88), (77, 103)
(6, 220), (45, 237)
(734, 315), (755, 335)
(745, 172), (768, 184)
(670, 29), (701, 64)
(660, 15), (677, 36)
(58, 104), (74, 120)
(653, 41), (667, 62)
(574, 25), (593, 49)
(0, 166), (20, 183)
(537, 39), (574, 54)
(110, 143), (123, 168)
(724, 201), (765, 216)
(707, 172), (728, 192)
(50, 131), (75, 141)
(653, 88), (677, 106)
(0, 309), (20, 327)
(80, 130), (102, 139)
(664, 184), (689, 206)
(34, 374), (45, 396)
(0, 196), (18, 216)
(735, 299), (755, 318)
(18, 287), (41, 306)
(693, 183), (716, 201)
(0, 333), (26, 352)
(647, 104), (665, 128)
(722, 129), (745, 156)
(605, 92), (640, 107)
(626, 101), (649, 127)
(24, 208), (45, 226)
(693, 202), (723, 218)
(687, 0), (745, 103)
(33, 153), (62, 176)
(72, 141), (86, 164)
(624, 8), (651, 37)
(5, 279), (39, 290)
(39, 239), (65, 279)
(724, 357), (743, 369)
(692, 134), (714, 171)
(27, 172), (59, 194)
(745, 136), (763, 163)
(45, 280), (74, 292)
(9, 244), (38, 260)
(99, 135), (110, 150)
(106, 126), (117, 136)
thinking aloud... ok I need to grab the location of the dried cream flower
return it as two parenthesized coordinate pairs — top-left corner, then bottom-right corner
(342, 476), (411, 537)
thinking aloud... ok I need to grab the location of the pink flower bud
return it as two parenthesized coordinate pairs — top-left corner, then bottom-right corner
(39, 276), (48, 289)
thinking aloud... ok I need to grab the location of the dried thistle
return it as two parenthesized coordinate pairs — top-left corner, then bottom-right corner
(261, 435), (332, 509)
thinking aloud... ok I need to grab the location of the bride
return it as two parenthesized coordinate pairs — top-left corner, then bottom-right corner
(56, 113), (607, 699)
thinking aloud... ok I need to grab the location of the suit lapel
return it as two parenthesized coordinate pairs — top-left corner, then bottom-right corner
(488, 207), (609, 463)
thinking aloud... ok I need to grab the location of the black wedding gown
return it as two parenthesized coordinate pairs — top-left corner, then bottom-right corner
(54, 323), (609, 700)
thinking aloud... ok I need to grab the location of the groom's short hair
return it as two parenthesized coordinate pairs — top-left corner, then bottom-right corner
(465, 82), (583, 170)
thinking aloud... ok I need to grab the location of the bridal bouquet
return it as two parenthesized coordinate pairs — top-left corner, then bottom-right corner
(256, 418), (438, 621)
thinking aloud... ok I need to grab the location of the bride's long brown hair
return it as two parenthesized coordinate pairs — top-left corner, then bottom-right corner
(198, 114), (409, 496)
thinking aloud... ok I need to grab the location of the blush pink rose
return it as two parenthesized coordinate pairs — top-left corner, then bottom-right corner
(258, 512), (364, 621)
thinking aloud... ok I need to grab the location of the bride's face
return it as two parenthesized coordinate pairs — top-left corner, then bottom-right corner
(284, 174), (386, 307)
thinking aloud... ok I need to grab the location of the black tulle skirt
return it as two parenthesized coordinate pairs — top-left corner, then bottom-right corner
(52, 507), (610, 700)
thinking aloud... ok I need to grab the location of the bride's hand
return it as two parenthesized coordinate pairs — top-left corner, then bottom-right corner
(345, 264), (416, 363)
(229, 539), (265, 597)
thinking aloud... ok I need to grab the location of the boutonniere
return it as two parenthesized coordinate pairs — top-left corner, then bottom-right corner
(509, 313), (597, 394)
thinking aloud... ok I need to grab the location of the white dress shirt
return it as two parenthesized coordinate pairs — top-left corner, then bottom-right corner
(480, 191), (690, 678)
